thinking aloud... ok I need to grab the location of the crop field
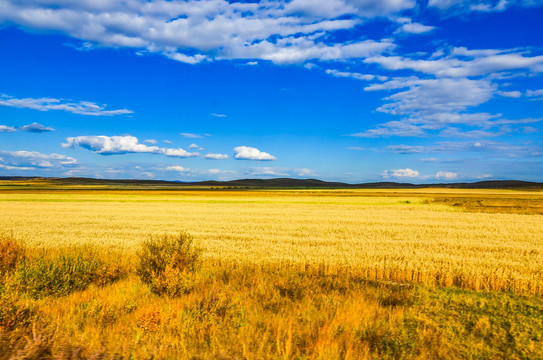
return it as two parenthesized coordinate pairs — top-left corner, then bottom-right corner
(0, 188), (542, 294)
(1, 184), (542, 359)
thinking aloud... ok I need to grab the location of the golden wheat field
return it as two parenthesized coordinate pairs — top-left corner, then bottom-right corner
(1, 187), (542, 295)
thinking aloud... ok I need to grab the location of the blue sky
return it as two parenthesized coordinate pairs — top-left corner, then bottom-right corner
(1, 0), (542, 183)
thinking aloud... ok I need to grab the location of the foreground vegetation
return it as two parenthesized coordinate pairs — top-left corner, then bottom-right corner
(1, 234), (542, 359)
(0, 185), (542, 358)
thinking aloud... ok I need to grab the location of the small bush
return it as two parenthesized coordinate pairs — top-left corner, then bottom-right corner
(0, 236), (25, 277)
(136, 233), (201, 296)
(13, 248), (124, 299)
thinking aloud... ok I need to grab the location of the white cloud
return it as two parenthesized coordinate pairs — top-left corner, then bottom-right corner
(0, 150), (78, 169)
(365, 48), (543, 78)
(211, 113), (227, 118)
(349, 120), (426, 137)
(0, 94), (133, 116)
(496, 90), (522, 98)
(527, 89), (543, 100)
(165, 52), (207, 64)
(189, 143), (199, 149)
(295, 168), (316, 177)
(180, 133), (204, 138)
(0, 0), (400, 64)
(381, 168), (420, 178)
(166, 165), (189, 172)
(325, 69), (387, 81)
(161, 147), (199, 157)
(204, 153), (229, 160)
(144, 139), (158, 144)
(62, 135), (199, 157)
(395, 22), (435, 34)
(233, 146), (276, 161)
(304, 62), (319, 70)
(354, 76), (522, 137)
(438, 127), (509, 138)
(428, 0), (539, 12)
(0, 125), (16, 132)
(246, 167), (288, 176)
(166, 165), (236, 178)
(163, 140), (173, 144)
(387, 141), (543, 157)
(19, 122), (55, 132)
(140, 172), (155, 178)
(369, 78), (495, 117)
(435, 171), (458, 180)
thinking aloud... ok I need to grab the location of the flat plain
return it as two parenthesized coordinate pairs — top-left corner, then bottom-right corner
(1, 186), (542, 294)
(1, 182), (542, 359)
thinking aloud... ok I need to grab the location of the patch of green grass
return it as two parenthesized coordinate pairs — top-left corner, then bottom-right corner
(12, 248), (126, 299)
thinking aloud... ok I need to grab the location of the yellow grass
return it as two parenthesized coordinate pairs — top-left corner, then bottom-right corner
(0, 189), (542, 294)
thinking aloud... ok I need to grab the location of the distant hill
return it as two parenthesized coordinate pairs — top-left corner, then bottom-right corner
(1, 176), (542, 189)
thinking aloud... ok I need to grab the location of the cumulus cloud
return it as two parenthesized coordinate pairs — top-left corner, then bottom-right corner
(381, 168), (420, 178)
(0, 94), (133, 116)
(19, 122), (55, 132)
(204, 153), (229, 160)
(62, 135), (199, 157)
(188, 143), (199, 149)
(144, 139), (158, 144)
(0, 125), (16, 132)
(0, 150), (78, 169)
(233, 146), (277, 161)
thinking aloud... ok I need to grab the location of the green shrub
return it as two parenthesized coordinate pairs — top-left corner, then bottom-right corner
(136, 233), (201, 296)
(13, 248), (124, 299)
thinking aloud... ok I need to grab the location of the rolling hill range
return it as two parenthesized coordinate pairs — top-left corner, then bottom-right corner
(1, 176), (542, 189)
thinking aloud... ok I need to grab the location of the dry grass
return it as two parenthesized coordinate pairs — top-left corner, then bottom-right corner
(1, 249), (541, 359)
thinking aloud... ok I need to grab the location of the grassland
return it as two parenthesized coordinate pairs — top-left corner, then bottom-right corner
(0, 183), (542, 358)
